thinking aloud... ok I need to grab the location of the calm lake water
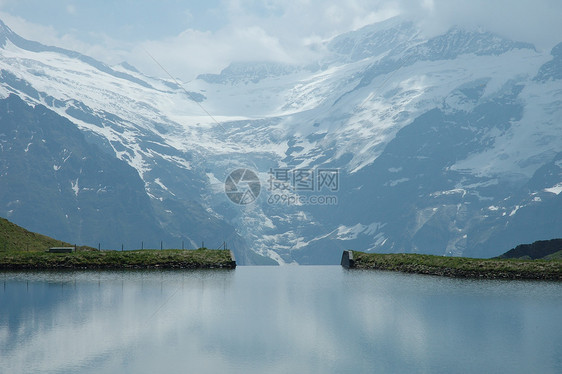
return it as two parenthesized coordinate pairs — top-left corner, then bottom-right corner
(1, 266), (561, 374)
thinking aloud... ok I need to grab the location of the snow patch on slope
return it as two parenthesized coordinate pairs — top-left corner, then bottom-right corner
(545, 183), (562, 195)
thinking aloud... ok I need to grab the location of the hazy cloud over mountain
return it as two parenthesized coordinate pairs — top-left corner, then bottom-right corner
(1, 0), (560, 80)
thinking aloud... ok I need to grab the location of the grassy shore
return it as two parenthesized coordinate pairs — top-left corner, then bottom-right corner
(347, 251), (562, 280)
(0, 249), (236, 270)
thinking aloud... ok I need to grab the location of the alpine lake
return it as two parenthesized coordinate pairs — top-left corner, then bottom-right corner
(1, 266), (561, 374)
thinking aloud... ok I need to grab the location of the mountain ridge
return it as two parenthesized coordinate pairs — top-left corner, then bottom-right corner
(499, 239), (562, 260)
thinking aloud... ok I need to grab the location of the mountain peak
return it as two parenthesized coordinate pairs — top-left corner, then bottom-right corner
(197, 61), (300, 84)
(395, 26), (536, 63)
(551, 41), (562, 58)
(534, 41), (562, 81)
(327, 17), (418, 61)
(0, 19), (16, 47)
(441, 26), (536, 55)
(118, 61), (141, 73)
(0, 20), (156, 90)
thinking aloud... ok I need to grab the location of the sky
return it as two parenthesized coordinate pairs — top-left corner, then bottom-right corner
(0, 0), (561, 81)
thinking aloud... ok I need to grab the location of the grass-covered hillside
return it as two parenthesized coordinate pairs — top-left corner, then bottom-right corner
(0, 217), (236, 269)
(498, 239), (562, 260)
(0, 216), (76, 251)
(346, 251), (561, 280)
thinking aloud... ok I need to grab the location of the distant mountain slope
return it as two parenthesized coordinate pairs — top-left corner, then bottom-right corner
(0, 94), (168, 249)
(499, 239), (562, 260)
(0, 94), (254, 262)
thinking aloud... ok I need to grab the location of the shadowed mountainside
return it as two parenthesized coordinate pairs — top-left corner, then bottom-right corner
(499, 238), (562, 260)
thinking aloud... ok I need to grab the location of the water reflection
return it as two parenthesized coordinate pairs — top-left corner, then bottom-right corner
(1, 268), (561, 373)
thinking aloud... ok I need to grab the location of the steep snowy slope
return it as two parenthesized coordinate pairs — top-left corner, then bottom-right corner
(0, 93), (167, 246)
(0, 20), (265, 263)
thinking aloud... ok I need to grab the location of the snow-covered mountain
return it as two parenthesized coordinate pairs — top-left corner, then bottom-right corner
(1, 17), (560, 264)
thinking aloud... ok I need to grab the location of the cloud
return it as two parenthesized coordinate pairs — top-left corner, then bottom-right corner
(0, 12), (132, 66)
(0, 12), (60, 43)
(395, 0), (562, 50)
(133, 26), (294, 80)
(131, 0), (401, 79)
(2, 0), (562, 81)
(66, 4), (76, 15)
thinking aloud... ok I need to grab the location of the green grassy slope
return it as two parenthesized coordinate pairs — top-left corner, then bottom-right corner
(498, 239), (562, 260)
(349, 251), (561, 280)
(0, 217), (236, 269)
(0, 217), (75, 251)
